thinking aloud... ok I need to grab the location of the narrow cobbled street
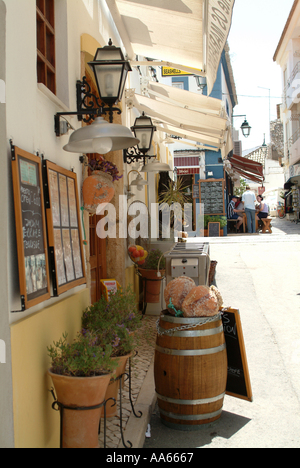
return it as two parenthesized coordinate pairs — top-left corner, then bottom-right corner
(144, 218), (300, 449)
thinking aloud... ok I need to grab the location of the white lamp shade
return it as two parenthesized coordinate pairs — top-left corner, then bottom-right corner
(63, 117), (139, 154)
(130, 174), (148, 188)
(141, 160), (172, 173)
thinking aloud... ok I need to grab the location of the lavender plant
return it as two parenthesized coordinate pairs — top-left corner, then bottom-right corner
(47, 331), (116, 377)
(81, 287), (142, 358)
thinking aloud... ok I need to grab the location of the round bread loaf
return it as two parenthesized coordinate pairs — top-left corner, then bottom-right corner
(164, 276), (196, 315)
(210, 285), (223, 308)
(182, 285), (219, 317)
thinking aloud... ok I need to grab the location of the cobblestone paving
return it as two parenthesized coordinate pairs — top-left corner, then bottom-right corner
(99, 316), (157, 448)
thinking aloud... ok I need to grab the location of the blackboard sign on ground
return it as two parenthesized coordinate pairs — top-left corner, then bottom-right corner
(11, 146), (50, 310)
(222, 308), (253, 402)
(208, 222), (220, 237)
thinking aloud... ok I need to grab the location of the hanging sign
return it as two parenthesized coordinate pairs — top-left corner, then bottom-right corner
(162, 67), (194, 77)
(11, 146), (50, 310)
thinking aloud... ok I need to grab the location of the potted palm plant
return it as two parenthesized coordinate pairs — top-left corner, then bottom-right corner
(81, 287), (142, 417)
(47, 331), (116, 448)
(158, 176), (191, 240)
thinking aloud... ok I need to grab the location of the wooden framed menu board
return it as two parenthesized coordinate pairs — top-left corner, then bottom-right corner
(199, 179), (225, 215)
(43, 160), (86, 296)
(11, 146), (50, 310)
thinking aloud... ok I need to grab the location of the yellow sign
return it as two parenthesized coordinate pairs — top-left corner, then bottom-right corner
(162, 67), (194, 77)
(100, 279), (121, 301)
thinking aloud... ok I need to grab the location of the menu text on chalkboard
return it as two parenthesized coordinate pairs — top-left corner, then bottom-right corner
(222, 308), (253, 402)
(199, 179), (225, 215)
(44, 161), (86, 296)
(12, 146), (50, 310)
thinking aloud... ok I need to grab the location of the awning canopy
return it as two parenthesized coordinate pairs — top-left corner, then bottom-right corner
(128, 81), (233, 157)
(228, 154), (265, 183)
(106, 0), (235, 94)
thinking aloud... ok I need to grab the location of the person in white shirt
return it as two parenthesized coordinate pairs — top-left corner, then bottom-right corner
(242, 186), (257, 233)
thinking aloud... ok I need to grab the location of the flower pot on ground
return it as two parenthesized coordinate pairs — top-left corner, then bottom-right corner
(48, 370), (111, 448)
(82, 287), (142, 418)
(138, 249), (166, 304)
(47, 332), (116, 449)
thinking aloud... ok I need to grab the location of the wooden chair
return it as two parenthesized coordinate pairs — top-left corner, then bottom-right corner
(261, 217), (272, 234)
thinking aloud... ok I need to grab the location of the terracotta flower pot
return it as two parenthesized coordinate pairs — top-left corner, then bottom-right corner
(48, 370), (112, 448)
(82, 171), (115, 214)
(102, 353), (132, 418)
(139, 269), (165, 303)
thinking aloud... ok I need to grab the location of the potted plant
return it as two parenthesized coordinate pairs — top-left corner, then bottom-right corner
(82, 157), (123, 213)
(138, 248), (166, 303)
(47, 331), (116, 448)
(203, 215), (227, 237)
(82, 287), (142, 417)
(158, 177), (191, 240)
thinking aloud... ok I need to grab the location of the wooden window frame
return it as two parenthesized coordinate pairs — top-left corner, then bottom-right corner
(44, 160), (86, 296)
(11, 147), (51, 311)
(36, 0), (56, 94)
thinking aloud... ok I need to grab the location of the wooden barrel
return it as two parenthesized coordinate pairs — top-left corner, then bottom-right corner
(154, 312), (227, 430)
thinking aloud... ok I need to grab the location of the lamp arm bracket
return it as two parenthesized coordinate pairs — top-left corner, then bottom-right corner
(123, 146), (156, 165)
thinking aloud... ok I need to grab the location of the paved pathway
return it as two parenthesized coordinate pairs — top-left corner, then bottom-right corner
(98, 317), (157, 448)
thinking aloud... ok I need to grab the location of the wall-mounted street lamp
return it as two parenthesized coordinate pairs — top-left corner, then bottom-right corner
(123, 113), (157, 165)
(128, 170), (148, 192)
(54, 40), (139, 154)
(232, 114), (252, 138)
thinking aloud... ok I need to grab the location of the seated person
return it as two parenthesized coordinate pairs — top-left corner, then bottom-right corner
(228, 195), (244, 230)
(256, 195), (269, 221)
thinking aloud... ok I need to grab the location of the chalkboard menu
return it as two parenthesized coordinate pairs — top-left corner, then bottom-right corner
(11, 146), (50, 310)
(208, 222), (220, 237)
(199, 179), (225, 215)
(43, 160), (86, 296)
(222, 308), (253, 402)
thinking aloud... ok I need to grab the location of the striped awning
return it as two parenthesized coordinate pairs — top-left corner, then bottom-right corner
(106, 0), (235, 94)
(228, 154), (265, 183)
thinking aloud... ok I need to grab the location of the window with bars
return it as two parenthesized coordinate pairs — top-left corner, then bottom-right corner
(36, 0), (56, 94)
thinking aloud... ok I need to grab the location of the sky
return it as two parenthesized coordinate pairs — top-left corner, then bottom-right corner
(227, 0), (295, 151)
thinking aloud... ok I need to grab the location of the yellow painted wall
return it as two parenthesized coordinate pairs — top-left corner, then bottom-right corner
(125, 265), (140, 305)
(10, 288), (90, 448)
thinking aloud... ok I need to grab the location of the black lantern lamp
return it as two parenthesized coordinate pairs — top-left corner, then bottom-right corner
(123, 113), (157, 164)
(54, 40), (139, 154)
(232, 115), (252, 139)
(88, 39), (132, 109)
(240, 118), (252, 138)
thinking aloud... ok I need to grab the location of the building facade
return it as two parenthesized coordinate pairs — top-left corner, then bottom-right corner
(0, 0), (234, 447)
(274, 0), (300, 204)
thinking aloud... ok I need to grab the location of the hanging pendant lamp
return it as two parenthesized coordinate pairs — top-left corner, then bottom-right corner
(130, 173), (148, 191)
(63, 116), (139, 154)
(141, 159), (172, 173)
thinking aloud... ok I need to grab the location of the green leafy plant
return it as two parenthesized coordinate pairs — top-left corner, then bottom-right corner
(82, 287), (142, 357)
(141, 248), (166, 270)
(158, 177), (191, 206)
(47, 331), (116, 377)
(234, 178), (247, 197)
(203, 215), (227, 229)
